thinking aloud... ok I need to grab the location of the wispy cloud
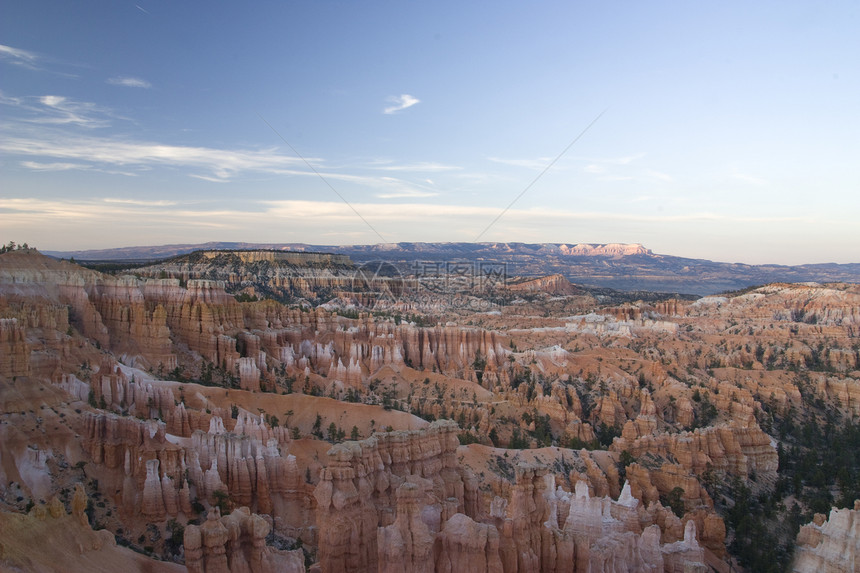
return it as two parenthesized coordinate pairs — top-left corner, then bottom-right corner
(188, 174), (231, 183)
(610, 153), (644, 165)
(574, 153), (645, 165)
(730, 171), (768, 186)
(0, 44), (40, 69)
(6, 140), (440, 200)
(1, 93), (116, 128)
(3, 124), (467, 191)
(36, 95), (114, 127)
(580, 154), (675, 184)
(261, 200), (494, 221)
(102, 198), (177, 206)
(629, 195), (655, 203)
(257, 200), (809, 225)
(368, 160), (461, 172)
(107, 76), (152, 88)
(487, 156), (554, 170)
(375, 189), (439, 199)
(1, 196), (811, 226)
(1, 195), (818, 253)
(18, 160), (139, 177)
(1, 134), (307, 180)
(645, 169), (673, 182)
(0, 44), (77, 77)
(383, 94), (420, 114)
(0, 197), (235, 229)
(596, 174), (635, 182)
(20, 161), (90, 172)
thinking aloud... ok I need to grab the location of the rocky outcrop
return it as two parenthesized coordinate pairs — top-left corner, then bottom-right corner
(613, 416), (778, 481)
(0, 483), (184, 572)
(85, 276), (176, 370)
(72, 482), (89, 525)
(508, 274), (579, 295)
(188, 426), (304, 517)
(821, 375), (860, 417)
(78, 403), (311, 538)
(1, 251), (174, 369)
(792, 500), (860, 573)
(143, 279), (243, 368)
(135, 249), (356, 303)
(82, 413), (178, 473)
(563, 313), (679, 338)
(435, 513), (504, 573)
(238, 357), (262, 392)
(142, 458), (168, 520)
(0, 318), (30, 378)
(377, 482), (435, 573)
(0, 296), (73, 379)
(315, 419), (718, 572)
(184, 506), (306, 573)
(661, 520), (708, 572)
(314, 421), (469, 572)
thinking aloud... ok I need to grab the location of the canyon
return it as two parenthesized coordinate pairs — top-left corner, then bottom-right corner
(1, 246), (858, 572)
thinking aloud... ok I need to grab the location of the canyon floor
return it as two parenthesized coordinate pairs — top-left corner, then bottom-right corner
(1, 247), (858, 572)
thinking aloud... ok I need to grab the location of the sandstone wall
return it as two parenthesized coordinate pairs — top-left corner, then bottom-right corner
(184, 506), (306, 573)
(793, 500), (860, 573)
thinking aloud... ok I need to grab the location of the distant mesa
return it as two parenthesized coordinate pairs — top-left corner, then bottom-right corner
(546, 243), (652, 257)
(44, 241), (653, 262)
(41, 241), (860, 296)
(198, 249), (352, 267)
(507, 274), (582, 295)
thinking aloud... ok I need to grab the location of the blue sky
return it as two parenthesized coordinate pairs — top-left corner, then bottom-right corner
(1, 1), (858, 264)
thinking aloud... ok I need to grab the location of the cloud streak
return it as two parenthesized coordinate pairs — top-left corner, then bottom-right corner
(375, 189), (439, 199)
(107, 76), (152, 88)
(20, 161), (90, 172)
(1, 134), (309, 180)
(0, 44), (40, 69)
(102, 198), (177, 206)
(36, 95), (114, 127)
(487, 156), (555, 170)
(3, 130), (457, 196)
(1, 92), (116, 128)
(730, 171), (768, 186)
(0, 196), (821, 256)
(2, 114), (464, 189)
(383, 94), (420, 114)
(368, 160), (461, 172)
(0, 44), (78, 77)
(255, 200), (810, 225)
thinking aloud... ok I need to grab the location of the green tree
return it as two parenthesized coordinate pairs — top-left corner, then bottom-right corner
(509, 428), (529, 449)
(312, 414), (322, 438)
(619, 450), (635, 481)
(662, 486), (685, 518)
(212, 490), (230, 516)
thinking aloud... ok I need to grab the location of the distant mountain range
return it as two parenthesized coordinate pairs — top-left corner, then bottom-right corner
(44, 241), (860, 296)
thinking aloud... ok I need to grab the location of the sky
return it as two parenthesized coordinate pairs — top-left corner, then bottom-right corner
(1, 1), (858, 265)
